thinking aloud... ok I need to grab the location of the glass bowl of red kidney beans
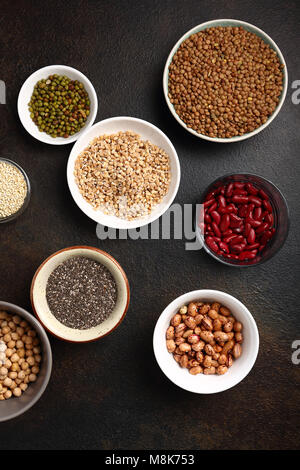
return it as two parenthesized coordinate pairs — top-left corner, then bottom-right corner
(197, 174), (289, 266)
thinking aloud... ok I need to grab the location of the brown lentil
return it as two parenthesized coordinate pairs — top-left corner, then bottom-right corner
(74, 131), (171, 220)
(0, 161), (27, 219)
(168, 26), (284, 138)
(46, 256), (117, 329)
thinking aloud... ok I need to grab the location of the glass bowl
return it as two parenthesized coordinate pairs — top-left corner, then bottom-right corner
(196, 173), (290, 267)
(0, 158), (31, 223)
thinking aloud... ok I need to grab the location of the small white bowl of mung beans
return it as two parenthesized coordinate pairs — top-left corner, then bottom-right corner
(163, 19), (288, 143)
(153, 290), (259, 394)
(18, 65), (98, 145)
(67, 116), (181, 229)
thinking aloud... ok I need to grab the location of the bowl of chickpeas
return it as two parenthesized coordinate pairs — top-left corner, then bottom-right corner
(0, 301), (52, 421)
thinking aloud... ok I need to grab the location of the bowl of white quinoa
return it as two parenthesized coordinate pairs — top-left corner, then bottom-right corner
(0, 158), (31, 223)
(67, 116), (181, 229)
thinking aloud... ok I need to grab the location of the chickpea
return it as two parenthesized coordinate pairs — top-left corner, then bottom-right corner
(32, 366), (39, 375)
(12, 315), (21, 324)
(29, 374), (37, 383)
(13, 387), (22, 397)
(21, 361), (29, 371)
(16, 340), (24, 349)
(4, 390), (12, 399)
(0, 366), (8, 376)
(11, 353), (20, 363)
(3, 377), (12, 387)
(8, 371), (17, 379)
(3, 333), (11, 342)
(20, 383), (28, 392)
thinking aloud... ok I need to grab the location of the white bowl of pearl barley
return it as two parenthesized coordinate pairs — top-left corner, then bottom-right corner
(67, 116), (181, 229)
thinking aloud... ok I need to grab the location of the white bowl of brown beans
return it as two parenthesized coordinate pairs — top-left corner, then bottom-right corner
(163, 19), (288, 142)
(153, 290), (259, 394)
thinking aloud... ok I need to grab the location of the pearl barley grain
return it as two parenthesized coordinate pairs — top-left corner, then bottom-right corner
(0, 161), (27, 219)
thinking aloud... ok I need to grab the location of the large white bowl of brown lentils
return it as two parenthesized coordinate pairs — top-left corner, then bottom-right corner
(163, 19), (288, 142)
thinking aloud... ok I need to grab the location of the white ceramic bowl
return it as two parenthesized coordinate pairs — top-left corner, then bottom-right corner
(153, 290), (259, 394)
(67, 116), (181, 229)
(18, 65), (98, 145)
(163, 19), (288, 143)
(30, 246), (130, 342)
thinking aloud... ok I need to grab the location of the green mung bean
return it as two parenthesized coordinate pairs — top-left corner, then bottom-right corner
(28, 74), (90, 138)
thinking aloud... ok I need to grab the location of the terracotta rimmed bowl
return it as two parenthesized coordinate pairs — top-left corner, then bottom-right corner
(30, 246), (130, 342)
(0, 301), (52, 422)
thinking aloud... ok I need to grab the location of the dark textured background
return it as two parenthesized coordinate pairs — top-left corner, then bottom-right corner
(0, 0), (300, 450)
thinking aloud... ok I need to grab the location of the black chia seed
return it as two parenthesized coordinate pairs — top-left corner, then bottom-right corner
(46, 256), (118, 330)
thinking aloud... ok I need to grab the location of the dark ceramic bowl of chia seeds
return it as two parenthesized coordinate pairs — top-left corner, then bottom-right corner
(30, 246), (130, 343)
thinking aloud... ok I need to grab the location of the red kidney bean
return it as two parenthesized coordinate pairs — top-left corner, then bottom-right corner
(231, 244), (245, 253)
(233, 226), (244, 234)
(222, 230), (232, 238)
(204, 213), (211, 223)
(253, 207), (263, 220)
(246, 183), (258, 195)
(232, 195), (249, 204)
(246, 203), (255, 218)
(233, 189), (248, 197)
(212, 222), (221, 238)
(207, 202), (218, 213)
(230, 213), (243, 228)
(264, 213), (274, 226)
(219, 241), (229, 253)
(218, 195), (226, 208)
(207, 224), (212, 232)
(225, 183), (234, 198)
(247, 218), (262, 228)
(224, 234), (239, 244)
(259, 230), (273, 245)
(204, 198), (215, 208)
(244, 222), (251, 237)
(262, 199), (272, 212)
(238, 205), (247, 218)
(229, 235), (244, 245)
(239, 250), (258, 261)
(248, 195), (262, 206)
(247, 243), (260, 250)
(234, 182), (245, 189)
(206, 236), (219, 252)
(220, 214), (230, 232)
(225, 253), (239, 260)
(210, 211), (221, 225)
(255, 222), (269, 234)
(259, 189), (269, 200)
(247, 228), (256, 244)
